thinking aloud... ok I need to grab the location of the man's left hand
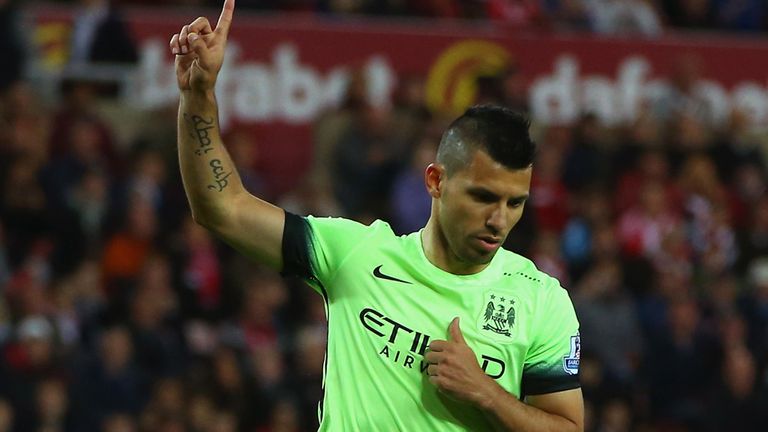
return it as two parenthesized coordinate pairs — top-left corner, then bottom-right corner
(426, 317), (498, 407)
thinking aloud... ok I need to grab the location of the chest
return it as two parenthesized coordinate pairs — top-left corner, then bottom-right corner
(330, 252), (538, 391)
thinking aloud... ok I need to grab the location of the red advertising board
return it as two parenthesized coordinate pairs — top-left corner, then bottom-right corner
(31, 5), (768, 193)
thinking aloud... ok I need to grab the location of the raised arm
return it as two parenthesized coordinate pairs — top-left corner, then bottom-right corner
(171, 0), (285, 270)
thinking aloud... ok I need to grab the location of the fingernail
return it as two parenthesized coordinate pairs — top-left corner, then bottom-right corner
(181, 45), (188, 54)
(189, 33), (198, 42)
(172, 47), (179, 54)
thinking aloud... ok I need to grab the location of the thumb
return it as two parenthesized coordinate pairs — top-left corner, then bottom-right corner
(448, 317), (466, 344)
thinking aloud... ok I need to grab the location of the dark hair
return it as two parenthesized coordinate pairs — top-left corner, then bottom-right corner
(436, 105), (535, 176)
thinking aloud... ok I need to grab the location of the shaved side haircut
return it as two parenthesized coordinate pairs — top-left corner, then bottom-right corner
(436, 105), (536, 176)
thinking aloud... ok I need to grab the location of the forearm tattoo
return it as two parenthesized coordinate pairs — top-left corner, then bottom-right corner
(182, 113), (232, 192)
(184, 114), (215, 156)
(207, 159), (232, 192)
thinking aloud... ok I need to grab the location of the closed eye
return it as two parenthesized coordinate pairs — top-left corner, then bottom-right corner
(508, 197), (527, 208)
(469, 189), (499, 204)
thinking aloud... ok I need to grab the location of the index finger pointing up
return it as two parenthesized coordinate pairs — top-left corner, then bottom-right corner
(215, 0), (235, 36)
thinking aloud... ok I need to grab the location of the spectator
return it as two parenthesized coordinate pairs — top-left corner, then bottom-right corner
(1, 158), (49, 267)
(101, 197), (158, 292)
(587, 0), (663, 36)
(48, 80), (117, 167)
(741, 258), (768, 358)
(0, 399), (12, 432)
(617, 180), (681, 260)
(0, 223), (10, 287)
(0, 0), (23, 90)
(71, 325), (148, 430)
(644, 297), (720, 428)
(258, 397), (301, 432)
(128, 256), (185, 379)
(32, 377), (73, 432)
(101, 413), (137, 432)
(562, 114), (611, 193)
(575, 258), (643, 384)
(726, 163), (764, 229)
(543, 0), (591, 30)
(713, 0), (766, 32)
(653, 55), (719, 127)
(738, 196), (768, 271)
(390, 134), (436, 235)
(138, 378), (185, 431)
(597, 397), (633, 432)
(284, 70), (370, 218)
(186, 393), (217, 432)
(225, 128), (269, 199)
(209, 410), (238, 432)
(123, 149), (168, 215)
(485, 0), (544, 26)
(233, 271), (289, 353)
(530, 137), (570, 233)
(207, 347), (260, 429)
(42, 116), (111, 212)
(69, 0), (138, 65)
(614, 149), (677, 215)
(660, 0), (717, 29)
(49, 167), (113, 274)
(291, 325), (326, 431)
(0, 315), (65, 432)
(332, 105), (408, 219)
(705, 346), (762, 431)
(174, 216), (223, 319)
(531, 230), (570, 286)
(561, 187), (612, 278)
(390, 75), (432, 152)
(55, 260), (106, 341)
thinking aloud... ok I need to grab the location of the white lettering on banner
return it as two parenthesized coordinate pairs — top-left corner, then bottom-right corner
(132, 41), (767, 128)
(131, 40), (397, 127)
(733, 83), (768, 125)
(135, 40), (179, 109)
(531, 55), (768, 127)
(230, 63), (272, 121)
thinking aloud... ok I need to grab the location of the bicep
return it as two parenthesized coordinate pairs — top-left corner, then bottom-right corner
(211, 191), (286, 270)
(525, 388), (584, 431)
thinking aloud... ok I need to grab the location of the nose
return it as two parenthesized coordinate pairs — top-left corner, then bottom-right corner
(485, 204), (508, 234)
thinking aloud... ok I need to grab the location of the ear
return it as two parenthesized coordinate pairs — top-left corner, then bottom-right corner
(425, 163), (444, 199)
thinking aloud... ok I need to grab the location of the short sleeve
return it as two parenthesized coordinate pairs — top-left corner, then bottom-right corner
(521, 278), (581, 396)
(281, 211), (371, 296)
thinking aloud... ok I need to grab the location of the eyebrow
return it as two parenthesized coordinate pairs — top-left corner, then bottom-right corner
(467, 187), (529, 202)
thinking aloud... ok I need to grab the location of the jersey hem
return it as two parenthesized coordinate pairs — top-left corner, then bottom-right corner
(523, 380), (581, 396)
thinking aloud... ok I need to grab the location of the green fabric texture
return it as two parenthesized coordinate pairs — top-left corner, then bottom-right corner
(302, 216), (580, 431)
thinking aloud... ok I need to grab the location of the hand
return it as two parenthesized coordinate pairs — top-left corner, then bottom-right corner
(425, 317), (497, 407)
(170, 0), (235, 92)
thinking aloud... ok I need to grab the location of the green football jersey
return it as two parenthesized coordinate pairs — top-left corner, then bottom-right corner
(282, 212), (581, 431)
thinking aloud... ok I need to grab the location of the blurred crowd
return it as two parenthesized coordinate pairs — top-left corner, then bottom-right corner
(39, 0), (768, 35)
(1, 72), (327, 432)
(293, 57), (768, 432)
(2, 1), (768, 432)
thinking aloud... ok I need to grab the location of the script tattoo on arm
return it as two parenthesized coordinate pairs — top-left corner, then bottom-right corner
(184, 114), (215, 156)
(207, 159), (233, 192)
(181, 113), (232, 192)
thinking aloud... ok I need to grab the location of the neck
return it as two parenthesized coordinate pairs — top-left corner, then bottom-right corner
(421, 217), (488, 275)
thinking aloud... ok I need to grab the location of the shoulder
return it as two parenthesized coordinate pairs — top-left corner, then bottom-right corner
(305, 215), (396, 240)
(497, 249), (570, 298)
(495, 250), (549, 284)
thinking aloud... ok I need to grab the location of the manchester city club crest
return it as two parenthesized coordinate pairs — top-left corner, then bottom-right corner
(480, 293), (517, 338)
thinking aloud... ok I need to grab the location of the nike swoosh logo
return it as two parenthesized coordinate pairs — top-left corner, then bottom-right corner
(373, 265), (412, 284)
